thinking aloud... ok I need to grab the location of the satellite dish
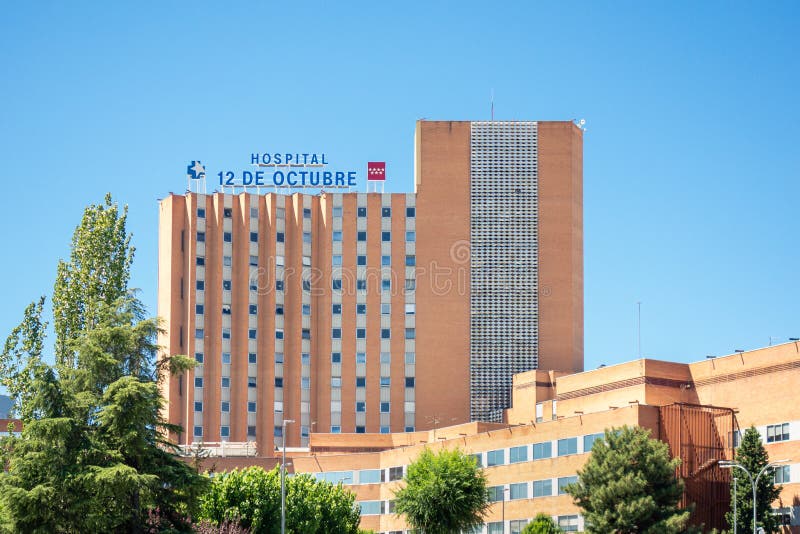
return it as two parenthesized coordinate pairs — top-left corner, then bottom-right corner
(579, 119), (586, 126)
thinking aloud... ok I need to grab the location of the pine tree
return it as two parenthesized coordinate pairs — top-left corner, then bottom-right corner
(521, 513), (563, 533)
(564, 425), (690, 534)
(0, 195), (204, 533)
(725, 427), (781, 533)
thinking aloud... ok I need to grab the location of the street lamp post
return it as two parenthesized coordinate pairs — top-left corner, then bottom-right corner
(281, 419), (295, 534)
(719, 459), (788, 533)
(501, 486), (510, 533)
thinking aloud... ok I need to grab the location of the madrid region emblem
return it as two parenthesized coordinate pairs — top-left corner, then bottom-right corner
(187, 161), (206, 180)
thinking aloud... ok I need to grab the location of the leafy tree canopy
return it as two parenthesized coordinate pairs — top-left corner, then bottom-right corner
(393, 447), (489, 534)
(564, 425), (690, 534)
(521, 513), (562, 534)
(199, 466), (361, 534)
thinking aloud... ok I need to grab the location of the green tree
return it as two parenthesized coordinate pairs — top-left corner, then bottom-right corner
(53, 192), (134, 369)
(521, 513), (562, 534)
(564, 425), (690, 534)
(393, 447), (489, 534)
(198, 466), (361, 534)
(0, 195), (204, 533)
(725, 427), (782, 533)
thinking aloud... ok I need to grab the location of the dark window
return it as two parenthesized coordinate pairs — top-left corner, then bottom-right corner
(249, 304), (257, 314)
(357, 255), (367, 266)
(223, 280), (232, 290)
(275, 377), (283, 387)
(276, 232), (284, 243)
(331, 352), (341, 363)
(196, 280), (204, 290)
(357, 207), (367, 217)
(356, 377), (366, 387)
(405, 377), (415, 387)
(382, 207), (391, 217)
(223, 232), (232, 243)
(223, 208), (232, 217)
(381, 231), (391, 242)
(332, 304), (342, 314)
(197, 232), (205, 242)
(196, 257), (205, 266)
(355, 426), (366, 434)
(250, 232), (258, 243)
(406, 207), (415, 217)
(198, 208), (206, 218)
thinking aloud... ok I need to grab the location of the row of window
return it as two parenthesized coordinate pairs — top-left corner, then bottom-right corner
(766, 422), (791, 443)
(473, 433), (604, 467)
(199, 206), (417, 219)
(332, 351), (416, 364)
(332, 230), (416, 242)
(327, 425), (415, 434)
(487, 476), (579, 501)
(332, 254), (416, 266)
(331, 328), (415, 340)
(194, 401), (257, 413)
(194, 376), (257, 388)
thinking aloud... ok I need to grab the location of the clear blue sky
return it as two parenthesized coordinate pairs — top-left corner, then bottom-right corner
(1, 1), (797, 372)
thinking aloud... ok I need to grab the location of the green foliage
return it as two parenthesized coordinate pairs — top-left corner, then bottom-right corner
(521, 513), (562, 534)
(564, 425), (690, 534)
(393, 447), (489, 534)
(53, 192), (134, 369)
(0, 195), (205, 533)
(199, 466), (361, 534)
(725, 427), (782, 533)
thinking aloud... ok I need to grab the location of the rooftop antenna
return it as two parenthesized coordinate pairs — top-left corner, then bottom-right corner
(637, 301), (642, 358)
(490, 89), (494, 121)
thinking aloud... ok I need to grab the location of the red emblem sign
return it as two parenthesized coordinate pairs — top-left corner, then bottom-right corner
(367, 162), (386, 181)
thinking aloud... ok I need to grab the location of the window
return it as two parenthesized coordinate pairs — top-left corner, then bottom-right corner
(302, 328), (311, 340)
(222, 304), (231, 315)
(405, 255), (416, 266)
(381, 279), (391, 291)
(250, 207), (258, 218)
(406, 231), (415, 242)
(405, 377), (415, 387)
(193, 426), (203, 437)
(356, 377), (366, 388)
(487, 449), (505, 466)
(195, 328), (204, 339)
(558, 437), (578, 456)
(223, 208), (232, 217)
(333, 231), (342, 242)
(302, 304), (311, 315)
(250, 232), (258, 243)
(196, 280), (205, 290)
(405, 278), (416, 291)
(222, 352), (231, 364)
(389, 466), (403, 481)
(194, 352), (204, 363)
(331, 352), (341, 363)
(406, 207), (415, 217)
(276, 305), (284, 315)
(247, 376), (256, 387)
(274, 426), (283, 438)
(276, 280), (284, 290)
(774, 465), (791, 484)
(359, 501), (383, 516)
(380, 351), (391, 363)
(195, 304), (204, 314)
(356, 352), (366, 363)
(356, 328), (366, 339)
(249, 255), (258, 266)
(357, 303), (367, 315)
(381, 255), (391, 266)
(558, 515), (579, 532)
(381, 303), (391, 315)
(302, 255), (311, 266)
(380, 377), (390, 387)
(248, 353), (257, 364)
(197, 208), (206, 218)
(405, 328), (415, 339)
(303, 279), (311, 291)
(510, 482), (528, 500)
(357, 279), (367, 290)
(276, 207), (285, 219)
(767, 423), (790, 443)
(249, 304), (257, 315)
(303, 207), (311, 218)
(509, 445), (528, 463)
(510, 520), (529, 534)
(248, 402), (256, 413)
(221, 402), (230, 412)
(533, 479), (552, 497)
(356, 426), (366, 434)
(223, 280), (232, 290)
(194, 402), (203, 412)
(222, 377), (231, 388)
(356, 402), (366, 412)
(332, 207), (342, 217)
(381, 207), (391, 217)
(404, 426), (415, 432)
(332, 303), (342, 314)
(331, 377), (342, 387)
(470, 453), (483, 467)
(405, 352), (415, 364)
(356, 254), (367, 266)
(382, 231), (391, 242)
(405, 303), (415, 314)
(248, 329), (257, 340)
(196, 256), (205, 266)
(276, 232), (284, 243)
(276, 255), (285, 266)
(275, 352), (284, 363)
(301, 377), (310, 390)
(584, 433), (604, 452)
(332, 279), (342, 290)
(196, 231), (205, 242)
(357, 231), (367, 241)
(357, 207), (367, 217)
(332, 328), (342, 339)
(487, 486), (504, 502)
(359, 469), (384, 484)
(380, 402), (390, 413)
(248, 425), (257, 436)
(381, 328), (391, 339)
(222, 328), (230, 339)
(558, 476), (578, 495)
(331, 425), (341, 433)
(223, 232), (232, 243)
(275, 377), (283, 387)
(487, 523), (504, 534)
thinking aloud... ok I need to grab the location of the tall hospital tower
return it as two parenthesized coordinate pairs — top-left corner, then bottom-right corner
(158, 120), (583, 450)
